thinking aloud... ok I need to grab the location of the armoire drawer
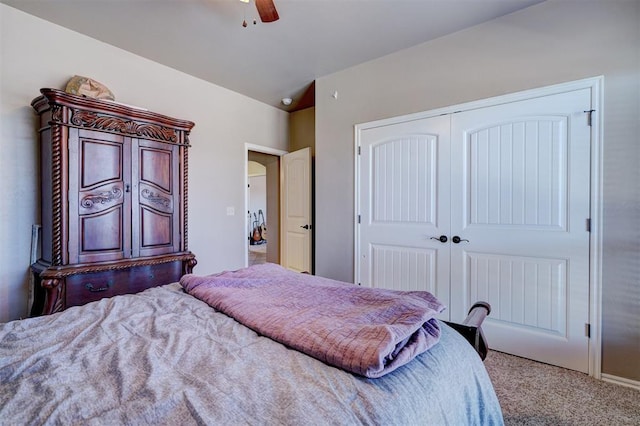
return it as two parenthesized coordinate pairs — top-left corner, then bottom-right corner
(66, 269), (131, 307)
(65, 261), (183, 307)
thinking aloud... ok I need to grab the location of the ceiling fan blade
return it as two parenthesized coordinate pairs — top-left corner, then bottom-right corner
(255, 0), (279, 22)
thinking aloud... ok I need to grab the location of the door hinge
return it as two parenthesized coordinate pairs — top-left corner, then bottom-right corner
(586, 218), (591, 232)
(357, 146), (361, 155)
(584, 109), (595, 126)
(585, 323), (591, 338)
(357, 214), (361, 224)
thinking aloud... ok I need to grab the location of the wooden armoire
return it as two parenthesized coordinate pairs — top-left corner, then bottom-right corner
(30, 88), (197, 315)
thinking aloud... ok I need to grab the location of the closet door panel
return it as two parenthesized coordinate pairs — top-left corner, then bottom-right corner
(358, 115), (451, 317)
(450, 88), (592, 373)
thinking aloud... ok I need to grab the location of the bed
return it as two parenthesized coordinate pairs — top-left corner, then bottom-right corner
(0, 264), (503, 425)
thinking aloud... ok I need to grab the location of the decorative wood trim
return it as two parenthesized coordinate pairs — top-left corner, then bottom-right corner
(70, 109), (179, 143)
(51, 105), (63, 123)
(42, 278), (63, 314)
(184, 257), (198, 275)
(183, 146), (189, 250)
(141, 188), (171, 208)
(81, 187), (123, 209)
(51, 123), (63, 266)
(31, 88), (195, 145)
(39, 253), (196, 279)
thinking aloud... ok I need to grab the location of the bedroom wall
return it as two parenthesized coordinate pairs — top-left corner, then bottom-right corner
(0, 4), (288, 322)
(289, 107), (316, 155)
(315, 0), (640, 382)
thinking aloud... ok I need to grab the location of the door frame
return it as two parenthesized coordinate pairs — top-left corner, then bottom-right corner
(354, 76), (604, 378)
(244, 144), (288, 268)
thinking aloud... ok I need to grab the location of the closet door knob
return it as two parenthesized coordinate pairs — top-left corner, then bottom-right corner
(452, 236), (469, 244)
(430, 235), (448, 243)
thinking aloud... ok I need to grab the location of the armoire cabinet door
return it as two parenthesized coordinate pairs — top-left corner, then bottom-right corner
(132, 138), (180, 257)
(68, 129), (132, 264)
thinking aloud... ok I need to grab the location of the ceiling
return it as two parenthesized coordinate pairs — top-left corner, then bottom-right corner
(2, 0), (544, 111)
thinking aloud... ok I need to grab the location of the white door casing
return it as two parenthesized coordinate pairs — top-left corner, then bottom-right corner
(281, 147), (312, 273)
(355, 79), (600, 374)
(244, 144), (287, 268)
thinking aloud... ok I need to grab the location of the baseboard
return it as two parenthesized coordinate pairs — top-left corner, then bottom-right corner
(601, 373), (640, 391)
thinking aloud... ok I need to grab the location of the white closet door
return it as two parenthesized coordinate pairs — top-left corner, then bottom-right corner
(449, 89), (592, 372)
(358, 116), (451, 318)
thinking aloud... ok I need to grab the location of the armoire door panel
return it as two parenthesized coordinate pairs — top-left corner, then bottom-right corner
(140, 207), (173, 248)
(68, 128), (131, 264)
(80, 207), (125, 260)
(139, 146), (172, 192)
(134, 139), (180, 257)
(80, 136), (124, 189)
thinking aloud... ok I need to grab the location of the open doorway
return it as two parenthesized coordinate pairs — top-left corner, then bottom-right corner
(247, 160), (268, 265)
(245, 145), (287, 267)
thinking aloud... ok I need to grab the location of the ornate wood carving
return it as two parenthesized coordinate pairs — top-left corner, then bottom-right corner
(70, 109), (178, 142)
(184, 257), (198, 275)
(183, 146), (189, 250)
(81, 187), (123, 208)
(51, 123), (63, 266)
(39, 253), (196, 279)
(42, 278), (63, 314)
(141, 188), (170, 208)
(51, 105), (63, 123)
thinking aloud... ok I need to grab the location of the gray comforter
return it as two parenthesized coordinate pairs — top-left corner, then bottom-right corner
(0, 283), (504, 425)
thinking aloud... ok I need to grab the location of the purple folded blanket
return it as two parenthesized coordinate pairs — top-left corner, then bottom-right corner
(180, 263), (445, 378)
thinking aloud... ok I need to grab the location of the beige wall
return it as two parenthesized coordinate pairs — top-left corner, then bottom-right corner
(315, 0), (639, 381)
(289, 107), (316, 154)
(0, 5), (288, 322)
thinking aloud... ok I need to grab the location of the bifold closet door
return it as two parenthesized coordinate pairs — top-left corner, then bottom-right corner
(358, 115), (451, 319)
(449, 88), (592, 373)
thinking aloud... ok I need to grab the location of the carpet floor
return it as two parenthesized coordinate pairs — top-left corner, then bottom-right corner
(484, 350), (640, 425)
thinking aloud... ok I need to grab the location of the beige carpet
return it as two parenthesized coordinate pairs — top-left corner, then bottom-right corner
(484, 350), (640, 425)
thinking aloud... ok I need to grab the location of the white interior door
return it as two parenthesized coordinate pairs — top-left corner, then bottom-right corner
(449, 89), (592, 372)
(357, 87), (592, 372)
(281, 147), (312, 273)
(358, 115), (451, 318)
